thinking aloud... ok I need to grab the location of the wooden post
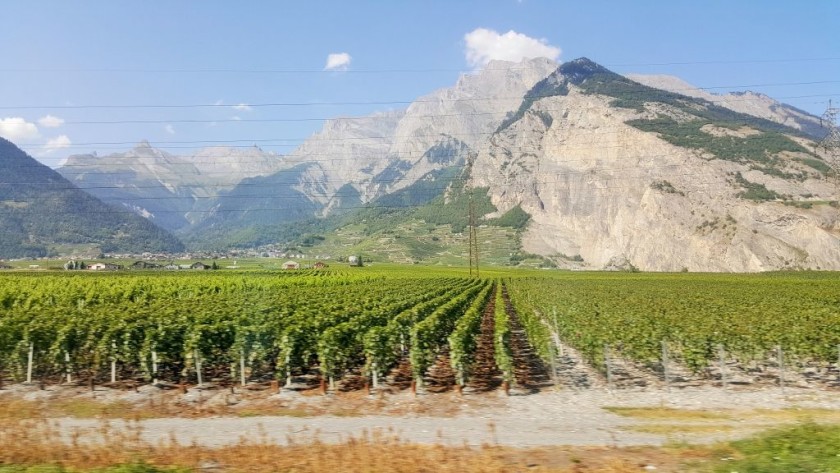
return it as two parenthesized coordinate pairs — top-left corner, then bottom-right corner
(151, 350), (159, 385)
(552, 307), (563, 357)
(372, 362), (379, 389)
(320, 377), (327, 395)
(270, 379), (279, 394)
(604, 344), (613, 389)
(194, 350), (203, 387)
(777, 345), (785, 393)
(65, 351), (72, 384)
(661, 340), (670, 392)
(717, 344), (727, 389)
(284, 352), (292, 388)
(110, 342), (117, 384)
(239, 350), (246, 387)
(836, 344), (840, 382)
(547, 341), (558, 385)
(502, 380), (510, 396)
(26, 343), (34, 384)
(410, 379), (417, 397)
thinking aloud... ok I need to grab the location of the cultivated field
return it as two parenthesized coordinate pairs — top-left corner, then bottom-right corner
(1, 267), (839, 471)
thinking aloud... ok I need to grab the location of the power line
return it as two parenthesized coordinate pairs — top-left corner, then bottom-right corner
(3, 160), (830, 206)
(11, 92), (836, 151)
(1, 56), (838, 74)
(10, 137), (826, 175)
(5, 175), (828, 216)
(2, 88), (838, 112)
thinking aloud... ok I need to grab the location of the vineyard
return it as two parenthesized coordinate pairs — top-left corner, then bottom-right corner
(0, 269), (839, 393)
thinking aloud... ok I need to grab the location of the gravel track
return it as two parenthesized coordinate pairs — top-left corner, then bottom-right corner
(5, 382), (840, 449)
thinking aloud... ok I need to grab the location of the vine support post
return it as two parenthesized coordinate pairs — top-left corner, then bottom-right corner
(552, 307), (563, 357)
(371, 362), (378, 389)
(64, 351), (72, 384)
(604, 344), (613, 390)
(284, 352), (292, 388)
(717, 344), (727, 390)
(194, 350), (203, 387)
(26, 342), (34, 384)
(110, 342), (117, 384)
(547, 340), (558, 386)
(837, 344), (840, 382)
(239, 350), (246, 387)
(777, 345), (785, 393)
(661, 340), (670, 392)
(151, 350), (158, 385)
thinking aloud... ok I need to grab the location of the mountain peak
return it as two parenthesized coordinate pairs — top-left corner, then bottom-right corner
(556, 57), (616, 85)
(135, 140), (153, 149)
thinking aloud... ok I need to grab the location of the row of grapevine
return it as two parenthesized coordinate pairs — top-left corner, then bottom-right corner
(361, 278), (485, 383)
(505, 273), (840, 374)
(447, 282), (495, 386)
(0, 272), (484, 387)
(492, 283), (513, 384)
(409, 281), (491, 385)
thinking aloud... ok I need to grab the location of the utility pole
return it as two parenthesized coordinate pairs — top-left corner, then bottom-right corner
(818, 100), (840, 190)
(466, 155), (480, 278)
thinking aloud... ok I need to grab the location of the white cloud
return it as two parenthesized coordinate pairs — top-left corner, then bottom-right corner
(232, 103), (252, 111)
(324, 52), (352, 71)
(42, 134), (72, 154)
(164, 124), (175, 135)
(38, 114), (65, 128)
(464, 28), (560, 68)
(0, 117), (39, 142)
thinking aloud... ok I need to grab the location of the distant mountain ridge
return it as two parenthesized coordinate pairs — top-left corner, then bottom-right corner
(0, 138), (183, 258)
(60, 141), (285, 231)
(54, 57), (840, 270)
(625, 73), (825, 138)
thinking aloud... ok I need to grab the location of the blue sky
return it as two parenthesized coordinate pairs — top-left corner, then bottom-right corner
(1, 1), (838, 167)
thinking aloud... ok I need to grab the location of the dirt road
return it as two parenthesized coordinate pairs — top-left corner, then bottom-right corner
(18, 384), (838, 448)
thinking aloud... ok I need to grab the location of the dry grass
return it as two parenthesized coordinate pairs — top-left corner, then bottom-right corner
(0, 418), (700, 472)
(623, 423), (735, 435)
(0, 385), (480, 421)
(604, 406), (731, 421)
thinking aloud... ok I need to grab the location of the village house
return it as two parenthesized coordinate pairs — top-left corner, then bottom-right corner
(282, 260), (301, 270)
(313, 261), (328, 269)
(131, 261), (161, 270)
(88, 263), (122, 271)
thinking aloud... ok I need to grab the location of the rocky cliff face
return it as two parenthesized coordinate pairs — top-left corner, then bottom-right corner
(274, 58), (558, 206)
(471, 59), (840, 271)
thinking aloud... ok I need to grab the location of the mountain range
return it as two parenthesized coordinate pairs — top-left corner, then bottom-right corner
(13, 57), (839, 270)
(0, 137), (183, 258)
